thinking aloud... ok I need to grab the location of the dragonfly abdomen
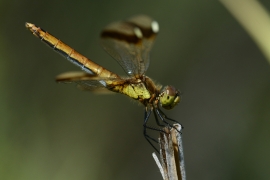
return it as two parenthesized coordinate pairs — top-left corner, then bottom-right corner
(25, 22), (119, 79)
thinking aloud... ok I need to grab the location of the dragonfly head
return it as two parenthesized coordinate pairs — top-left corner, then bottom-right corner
(159, 85), (181, 110)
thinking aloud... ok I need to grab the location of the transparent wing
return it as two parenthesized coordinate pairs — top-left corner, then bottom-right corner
(100, 15), (159, 77)
(56, 71), (120, 93)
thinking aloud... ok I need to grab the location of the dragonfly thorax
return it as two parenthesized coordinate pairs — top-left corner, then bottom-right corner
(159, 85), (181, 110)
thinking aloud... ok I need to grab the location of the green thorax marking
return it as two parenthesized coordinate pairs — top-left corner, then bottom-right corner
(121, 83), (151, 99)
(107, 79), (151, 100)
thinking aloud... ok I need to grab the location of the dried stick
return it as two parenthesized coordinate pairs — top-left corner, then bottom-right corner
(152, 124), (186, 180)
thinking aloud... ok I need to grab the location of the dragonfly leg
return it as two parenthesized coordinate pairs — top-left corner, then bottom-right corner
(143, 107), (164, 153)
(153, 107), (166, 127)
(155, 108), (183, 132)
(154, 108), (171, 126)
(158, 108), (182, 126)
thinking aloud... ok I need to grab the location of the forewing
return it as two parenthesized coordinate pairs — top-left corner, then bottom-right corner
(100, 15), (159, 76)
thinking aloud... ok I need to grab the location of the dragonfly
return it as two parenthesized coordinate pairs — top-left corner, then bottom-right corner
(25, 15), (181, 151)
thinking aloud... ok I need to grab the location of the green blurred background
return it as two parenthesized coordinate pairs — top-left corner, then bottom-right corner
(1, 0), (270, 180)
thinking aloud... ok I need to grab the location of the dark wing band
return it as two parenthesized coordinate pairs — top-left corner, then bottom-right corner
(100, 15), (159, 77)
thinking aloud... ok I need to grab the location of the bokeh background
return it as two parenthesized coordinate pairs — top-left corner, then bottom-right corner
(1, 1), (270, 180)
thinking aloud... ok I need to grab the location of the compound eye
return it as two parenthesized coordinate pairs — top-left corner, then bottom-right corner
(160, 85), (181, 110)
